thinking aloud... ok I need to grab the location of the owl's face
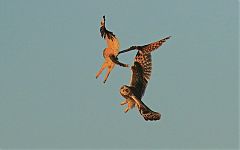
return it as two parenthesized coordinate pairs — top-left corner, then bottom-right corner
(120, 85), (131, 98)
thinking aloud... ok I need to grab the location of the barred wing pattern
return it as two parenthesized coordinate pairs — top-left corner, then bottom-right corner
(130, 51), (152, 100)
(137, 36), (171, 53)
(117, 36), (171, 56)
(129, 52), (161, 121)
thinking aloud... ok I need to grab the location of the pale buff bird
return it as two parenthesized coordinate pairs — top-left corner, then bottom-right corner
(96, 16), (128, 83)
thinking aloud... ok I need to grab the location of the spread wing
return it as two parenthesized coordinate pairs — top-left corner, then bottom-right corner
(100, 16), (120, 51)
(131, 95), (161, 121)
(118, 36), (171, 56)
(130, 51), (152, 100)
(129, 52), (161, 121)
(137, 36), (171, 53)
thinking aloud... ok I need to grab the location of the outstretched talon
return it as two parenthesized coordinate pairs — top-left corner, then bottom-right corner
(120, 100), (127, 105)
(124, 108), (129, 113)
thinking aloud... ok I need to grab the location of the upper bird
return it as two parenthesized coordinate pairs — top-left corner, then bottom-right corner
(96, 16), (128, 83)
(119, 36), (171, 121)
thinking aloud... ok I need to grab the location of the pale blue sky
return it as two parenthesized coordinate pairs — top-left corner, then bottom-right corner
(0, 0), (238, 149)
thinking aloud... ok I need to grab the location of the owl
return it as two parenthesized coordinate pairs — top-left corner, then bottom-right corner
(96, 16), (128, 83)
(119, 36), (171, 121)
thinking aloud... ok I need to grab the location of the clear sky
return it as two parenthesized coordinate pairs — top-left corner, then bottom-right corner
(0, 0), (238, 149)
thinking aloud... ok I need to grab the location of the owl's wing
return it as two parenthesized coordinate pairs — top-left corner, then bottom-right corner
(100, 16), (120, 51)
(131, 95), (161, 121)
(130, 51), (152, 100)
(137, 36), (171, 53)
(129, 49), (161, 121)
(118, 36), (171, 55)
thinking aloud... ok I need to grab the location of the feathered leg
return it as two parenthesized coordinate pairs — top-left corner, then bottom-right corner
(120, 98), (135, 113)
(120, 100), (127, 105)
(96, 61), (108, 79)
(103, 63), (115, 83)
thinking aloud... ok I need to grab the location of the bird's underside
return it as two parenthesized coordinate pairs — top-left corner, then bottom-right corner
(96, 16), (128, 83)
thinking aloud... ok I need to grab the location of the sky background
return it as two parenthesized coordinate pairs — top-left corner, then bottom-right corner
(0, 0), (239, 149)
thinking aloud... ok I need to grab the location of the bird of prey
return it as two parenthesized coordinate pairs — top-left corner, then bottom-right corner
(119, 36), (171, 121)
(96, 16), (128, 83)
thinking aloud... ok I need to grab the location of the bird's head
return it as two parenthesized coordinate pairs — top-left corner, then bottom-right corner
(120, 85), (131, 98)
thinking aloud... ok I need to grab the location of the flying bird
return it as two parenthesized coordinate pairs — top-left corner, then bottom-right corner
(96, 16), (128, 83)
(119, 36), (171, 121)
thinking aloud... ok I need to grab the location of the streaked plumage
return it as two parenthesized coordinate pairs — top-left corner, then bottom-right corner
(119, 37), (171, 121)
(96, 16), (128, 83)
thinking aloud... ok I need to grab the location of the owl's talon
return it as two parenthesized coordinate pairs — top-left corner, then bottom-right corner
(124, 108), (129, 113)
(120, 100), (127, 105)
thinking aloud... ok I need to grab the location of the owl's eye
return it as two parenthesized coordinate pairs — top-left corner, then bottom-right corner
(125, 89), (129, 92)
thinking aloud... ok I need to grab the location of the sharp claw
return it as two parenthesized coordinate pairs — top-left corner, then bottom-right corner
(120, 102), (126, 105)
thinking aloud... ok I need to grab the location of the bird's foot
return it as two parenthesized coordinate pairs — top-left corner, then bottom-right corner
(120, 100), (127, 105)
(96, 73), (99, 79)
(124, 108), (129, 113)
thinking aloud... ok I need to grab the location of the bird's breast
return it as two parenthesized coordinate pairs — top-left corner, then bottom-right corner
(103, 48), (119, 58)
(106, 37), (120, 53)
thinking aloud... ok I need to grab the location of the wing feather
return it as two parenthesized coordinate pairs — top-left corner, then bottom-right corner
(131, 95), (161, 121)
(137, 36), (171, 53)
(130, 51), (152, 99)
(100, 16), (120, 51)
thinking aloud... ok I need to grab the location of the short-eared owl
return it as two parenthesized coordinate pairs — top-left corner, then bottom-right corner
(96, 16), (128, 83)
(119, 36), (171, 121)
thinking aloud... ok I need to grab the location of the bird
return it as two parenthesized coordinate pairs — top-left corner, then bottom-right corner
(118, 36), (171, 121)
(96, 16), (128, 83)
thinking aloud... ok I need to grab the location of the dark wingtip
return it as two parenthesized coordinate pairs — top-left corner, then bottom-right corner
(166, 36), (171, 39)
(103, 15), (105, 21)
(143, 112), (161, 121)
